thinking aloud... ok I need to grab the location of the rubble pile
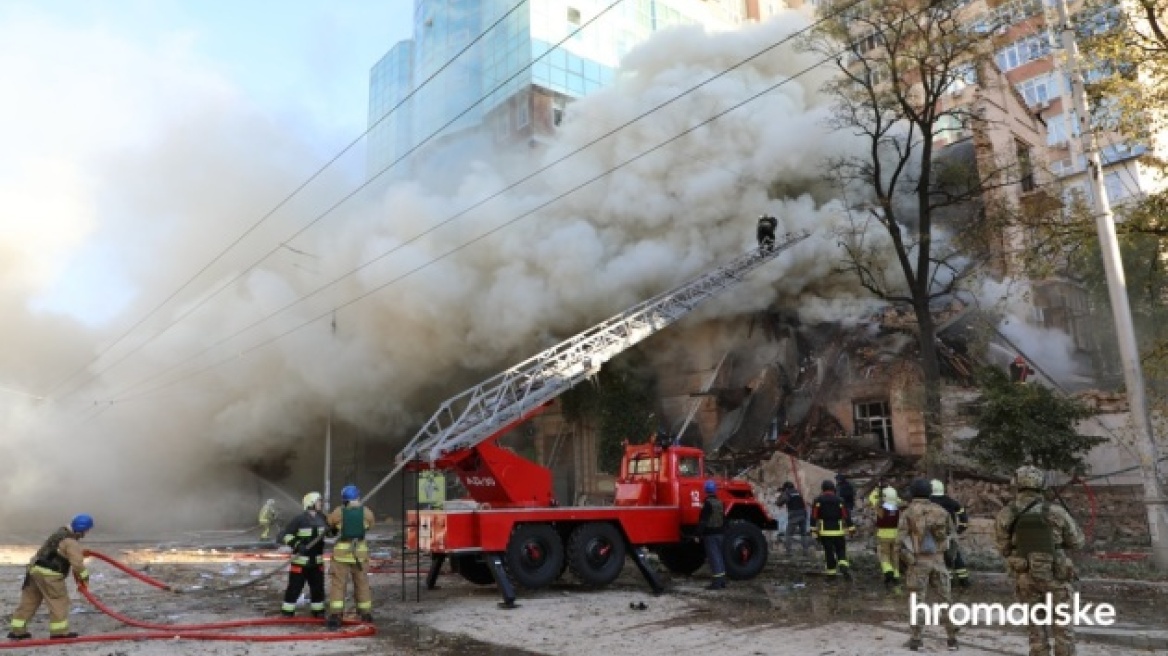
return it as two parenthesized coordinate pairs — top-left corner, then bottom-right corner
(1072, 389), (1130, 413)
(945, 480), (1151, 550)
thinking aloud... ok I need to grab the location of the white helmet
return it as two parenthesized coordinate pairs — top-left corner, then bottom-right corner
(302, 492), (322, 510)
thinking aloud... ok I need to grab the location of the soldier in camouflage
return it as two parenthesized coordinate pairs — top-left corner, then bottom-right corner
(899, 478), (959, 652)
(994, 465), (1085, 656)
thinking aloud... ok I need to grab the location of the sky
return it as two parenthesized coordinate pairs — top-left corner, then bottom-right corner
(3, 0), (413, 326)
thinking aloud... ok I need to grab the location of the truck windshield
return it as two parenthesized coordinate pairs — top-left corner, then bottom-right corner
(678, 457), (701, 477)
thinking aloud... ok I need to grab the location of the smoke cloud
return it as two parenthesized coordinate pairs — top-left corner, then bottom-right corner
(0, 10), (884, 533)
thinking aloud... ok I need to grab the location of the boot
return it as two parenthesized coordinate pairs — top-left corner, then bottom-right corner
(6, 632), (30, 641)
(311, 610), (325, 619)
(50, 633), (80, 640)
(281, 610), (294, 618)
(705, 577), (727, 590)
(360, 612), (374, 622)
(947, 637), (959, 651)
(325, 615), (342, 631)
(957, 576), (971, 588)
(883, 571), (895, 586)
(908, 638), (922, 651)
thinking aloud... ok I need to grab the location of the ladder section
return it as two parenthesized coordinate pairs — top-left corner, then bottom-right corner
(396, 232), (810, 467)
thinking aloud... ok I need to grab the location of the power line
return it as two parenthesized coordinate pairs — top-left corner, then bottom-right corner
(105, 3), (939, 405)
(42, 0), (533, 404)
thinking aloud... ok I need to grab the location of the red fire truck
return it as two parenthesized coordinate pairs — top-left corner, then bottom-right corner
(363, 235), (808, 606)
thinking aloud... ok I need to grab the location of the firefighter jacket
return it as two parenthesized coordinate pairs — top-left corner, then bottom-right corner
(281, 510), (329, 567)
(993, 490), (1084, 579)
(930, 494), (970, 534)
(29, 527), (88, 581)
(810, 491), (853, 536)
(327, 504), (376, 565)
(777, 489), (807, 520)
(875, 502), (901, 540)
(697, 495), (726, 535)
(259, 502), (278, 524)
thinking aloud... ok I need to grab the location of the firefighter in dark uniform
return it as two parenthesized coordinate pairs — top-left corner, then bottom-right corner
(811, 480), (855, 578)
(930, 479), (971, 587)
(697, 479), (727, 589)
(757, 215), (778, 252)
(8, 514), (93, 640)
(279, 492), (329, 617)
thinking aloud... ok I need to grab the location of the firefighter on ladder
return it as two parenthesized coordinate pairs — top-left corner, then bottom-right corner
(279, 492), (328, 618)
(7, 515), (93, 640)
(325, 484), (376, 629)
(757, 215), (778, 252)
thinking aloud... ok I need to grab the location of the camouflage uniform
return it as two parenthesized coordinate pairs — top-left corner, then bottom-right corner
(899, 495), (958, 649)
(994, 467), (1085, 656)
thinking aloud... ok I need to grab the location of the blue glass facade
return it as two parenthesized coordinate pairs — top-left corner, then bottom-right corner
(367, 0), (736, 179)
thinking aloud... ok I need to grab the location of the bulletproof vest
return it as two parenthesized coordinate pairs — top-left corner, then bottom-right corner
(704, 497), (725, 530)
(340, 506), (367, 540)
(785, 492), (806, 515)
(34, 527), (73, 575)
(1013, 503), (1056, 557)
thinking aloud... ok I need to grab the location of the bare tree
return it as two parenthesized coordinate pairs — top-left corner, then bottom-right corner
(800, 0), (1033, 472)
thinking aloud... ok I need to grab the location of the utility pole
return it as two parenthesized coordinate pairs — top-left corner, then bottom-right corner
(1053, 0), (1168, 569)
(324, 311), (337, 513)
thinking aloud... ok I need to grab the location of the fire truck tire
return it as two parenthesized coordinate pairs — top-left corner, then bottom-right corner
(566, 523), (626, 586)
(723, 521), (768, 580)
(450, 555), (495, 585)
(504, 523), (565, 590)
(654, 543), (706, 575)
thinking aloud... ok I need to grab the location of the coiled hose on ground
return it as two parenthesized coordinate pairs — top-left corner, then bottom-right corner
(0, 550), (376, 648)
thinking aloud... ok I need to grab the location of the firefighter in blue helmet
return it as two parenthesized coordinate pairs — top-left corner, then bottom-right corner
(8, 515), (93, 640)
(697, 479), (727, 589)
(325, 485), (376, 629)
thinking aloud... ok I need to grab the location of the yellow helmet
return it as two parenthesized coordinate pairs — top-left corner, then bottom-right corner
(1014, 466), (1046, 491)
(302, 492), (322, 510)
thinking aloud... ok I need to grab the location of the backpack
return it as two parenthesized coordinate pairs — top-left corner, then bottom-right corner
(1012, 501), (1056, 558)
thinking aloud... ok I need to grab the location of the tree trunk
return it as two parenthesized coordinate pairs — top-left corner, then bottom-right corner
(913, 301), (945, 478)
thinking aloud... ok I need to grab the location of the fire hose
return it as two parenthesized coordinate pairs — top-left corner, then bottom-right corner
(0, 550), (376, 648)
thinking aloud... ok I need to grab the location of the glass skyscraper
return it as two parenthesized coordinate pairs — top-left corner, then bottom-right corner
(366, 0), (743, 181)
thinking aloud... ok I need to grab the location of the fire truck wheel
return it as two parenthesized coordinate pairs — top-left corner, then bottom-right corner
(722, 521), (768, 580)
(504, 523), (565, 590)
(450, 555), (495, 585)
(567, 522), (626, 586)
(654, 543), (706, 575)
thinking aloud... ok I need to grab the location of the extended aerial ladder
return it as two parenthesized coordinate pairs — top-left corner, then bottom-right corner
(361, 231), (810, 504)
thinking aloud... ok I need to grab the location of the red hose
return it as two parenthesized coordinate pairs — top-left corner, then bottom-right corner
(0, 550), (375, 648)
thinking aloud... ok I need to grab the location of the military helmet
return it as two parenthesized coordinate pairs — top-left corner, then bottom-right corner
(821, 479), (836, 491)
(1014, 465), (1047, 491)
(909, 478), (933, 499)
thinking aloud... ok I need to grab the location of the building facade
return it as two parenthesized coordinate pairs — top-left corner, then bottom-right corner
(366, 0), (745, 180)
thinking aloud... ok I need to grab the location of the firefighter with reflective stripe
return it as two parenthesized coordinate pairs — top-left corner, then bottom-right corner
(325, 484), (376, 629)
(900, 479), (958, 651)
(8, 515), (93, 641)
(810, 479), (855, 578)
(930, 479), (972, 587)
(875, 487), (902, 585)
(279, 492), (328, 618)
(259, 499), (279, 541)
(994, 465), (1084, 656)
(697, 479), (727, 589)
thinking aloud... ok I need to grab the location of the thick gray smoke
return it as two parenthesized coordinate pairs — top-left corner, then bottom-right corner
(0, 11), (884, 533)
